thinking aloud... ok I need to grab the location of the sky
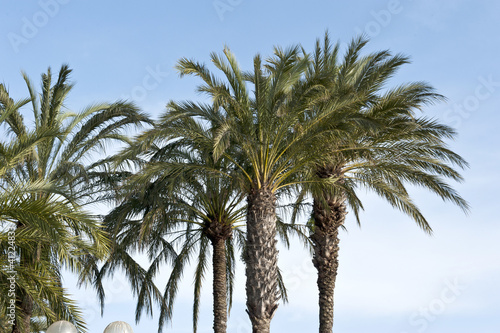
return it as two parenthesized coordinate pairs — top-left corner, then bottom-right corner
(1, 0), (500, 332)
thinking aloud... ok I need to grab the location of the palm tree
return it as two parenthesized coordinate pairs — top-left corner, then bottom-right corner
(296, 34), (469, 333)
(0, 65), (151, 332)
(173, 45), (367, 332)
(0, 86), (96, 332)
(98, 112), (246, 333)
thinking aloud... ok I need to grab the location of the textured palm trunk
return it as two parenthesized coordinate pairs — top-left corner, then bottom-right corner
(245, 186), (279, 333)
(211, 237), (228, 333)
(311, 166), (346, 333)
(205, 218), (232, 333)
(11, 294), (33, 333)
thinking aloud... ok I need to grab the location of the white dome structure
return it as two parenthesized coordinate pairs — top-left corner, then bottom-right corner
(46, 321), (78, 333)
(103, 321), (134, 333)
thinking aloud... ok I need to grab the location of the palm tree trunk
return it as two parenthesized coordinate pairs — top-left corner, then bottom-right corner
(211, 237), (228, 333)
(311, 195), (346, 333)
(245, 186), (279, 333)
(11, 294), (33, 333)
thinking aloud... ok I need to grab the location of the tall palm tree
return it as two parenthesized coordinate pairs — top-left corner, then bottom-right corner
(173, 46), (366, 332)
(98, 112), (246, 333)
(296, 34), (469, 333)
(0, 65), (151, 332)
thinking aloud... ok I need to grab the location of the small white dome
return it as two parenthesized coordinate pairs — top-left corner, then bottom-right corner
(46, 321), (78, 333)
(103, 321), (134, 333)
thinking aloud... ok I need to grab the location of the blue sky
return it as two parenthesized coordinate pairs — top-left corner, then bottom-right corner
(2, 1), (500, 332)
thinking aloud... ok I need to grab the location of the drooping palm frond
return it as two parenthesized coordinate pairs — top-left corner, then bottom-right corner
(295, 32), (468, 231)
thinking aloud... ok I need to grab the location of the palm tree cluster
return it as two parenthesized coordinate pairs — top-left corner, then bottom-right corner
(0, 34), (468, 333)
